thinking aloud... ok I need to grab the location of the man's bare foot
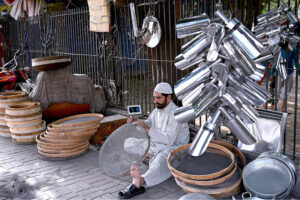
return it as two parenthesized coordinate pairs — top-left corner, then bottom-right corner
(131, 165), (141, 188)
(130, 165), (145, 188)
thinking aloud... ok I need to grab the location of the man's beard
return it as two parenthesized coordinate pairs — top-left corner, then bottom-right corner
(155, 99), (167, 109)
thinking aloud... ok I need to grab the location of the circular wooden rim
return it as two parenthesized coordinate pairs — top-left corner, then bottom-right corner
(51, 113), (103, 128)
(37, 141), (89, 152)
(0, 108), (5, 115)
(47, 123), (100, 134)
(11, 129), (44, 136)
(44, 130), (93, 139)
(36, 134), (88, 148)
(5, 112), (42, 122)
(167, 143), (235, 180)
(0, 125), (10, 131)
(0, 119), (6, 126)
(11, 134), (37, 139)
(0, 91), (28, 100)
(5, 102), (41, 115)
(37, 145), (88, 158)
(211, 140), (246, 167)
(0, 101), (25, 108)
(0, 132), (11, 137)
(98, 123), (150, 178)
(32, 56), (71, 66)
(0, 96), (27, 103)
(7, 118), (42, 128)
(175, 167), (242, 197)
(171, 162), (237, 186)
(10, 121), (46, 134)
(41, 133), (88, 144)
(13, 138), (36, 144)
(46, 128), (97, 137)
(46, 125), (98, 136)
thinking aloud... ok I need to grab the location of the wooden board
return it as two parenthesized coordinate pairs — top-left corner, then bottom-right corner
(89, 114), (128, 146)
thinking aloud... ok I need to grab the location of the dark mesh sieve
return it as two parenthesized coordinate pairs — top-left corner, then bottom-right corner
(171, 147), (232, 176)
(99, 123), (149, 178)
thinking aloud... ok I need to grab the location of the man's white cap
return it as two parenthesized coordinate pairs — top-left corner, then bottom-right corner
(154, 82), (173, 94)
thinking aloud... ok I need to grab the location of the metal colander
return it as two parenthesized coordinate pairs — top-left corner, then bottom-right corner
(99, 123), (149, 178)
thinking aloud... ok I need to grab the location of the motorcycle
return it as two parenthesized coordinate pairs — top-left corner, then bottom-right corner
(0, 49), (35, 93)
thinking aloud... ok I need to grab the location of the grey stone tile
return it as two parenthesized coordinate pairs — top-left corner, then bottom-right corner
(56, 192), (79, 200)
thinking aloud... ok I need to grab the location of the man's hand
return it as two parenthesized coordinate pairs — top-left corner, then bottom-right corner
(127, 116), (150, 133)
(127, 116), (137, 123)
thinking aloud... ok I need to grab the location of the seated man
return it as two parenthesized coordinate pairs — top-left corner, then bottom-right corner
(119, 82), (190, 199)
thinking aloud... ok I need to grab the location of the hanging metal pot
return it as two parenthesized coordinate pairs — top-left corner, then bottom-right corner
(140, 15), (162, 48)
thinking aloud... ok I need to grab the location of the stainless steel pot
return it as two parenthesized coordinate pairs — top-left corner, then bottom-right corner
(243, 157), (294, 199)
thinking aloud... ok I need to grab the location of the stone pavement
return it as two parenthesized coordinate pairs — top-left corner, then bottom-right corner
(0, 137), (186, 200)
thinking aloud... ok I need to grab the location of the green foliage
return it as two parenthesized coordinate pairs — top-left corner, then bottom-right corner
(261, 0), (297, 14)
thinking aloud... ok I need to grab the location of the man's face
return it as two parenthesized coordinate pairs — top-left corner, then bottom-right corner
(153, 92), (170, 109)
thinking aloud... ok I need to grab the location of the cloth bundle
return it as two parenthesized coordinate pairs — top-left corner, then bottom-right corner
(29, 68), (105, 113)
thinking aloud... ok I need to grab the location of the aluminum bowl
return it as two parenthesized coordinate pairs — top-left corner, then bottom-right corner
(243, 157), (292, 199)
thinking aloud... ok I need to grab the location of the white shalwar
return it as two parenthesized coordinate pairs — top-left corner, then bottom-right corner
(124, 101), (190, 187)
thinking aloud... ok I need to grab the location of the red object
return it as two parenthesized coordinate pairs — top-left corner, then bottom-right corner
(43, 102), (90, 119)
(259, 62), (272, 85)
(3, 0), (15, 6)
(0, 70), (17, 90)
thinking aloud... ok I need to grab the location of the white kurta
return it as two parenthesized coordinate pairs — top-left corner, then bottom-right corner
(124, 101), (190, 187)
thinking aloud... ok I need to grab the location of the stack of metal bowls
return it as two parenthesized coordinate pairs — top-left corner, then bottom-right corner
(243, 151), (297, 199)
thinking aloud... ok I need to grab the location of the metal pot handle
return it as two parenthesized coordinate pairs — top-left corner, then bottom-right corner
(242, 192), (252, 200)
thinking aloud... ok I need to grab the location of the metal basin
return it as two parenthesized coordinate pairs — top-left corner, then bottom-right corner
(243, 157), (292, 199)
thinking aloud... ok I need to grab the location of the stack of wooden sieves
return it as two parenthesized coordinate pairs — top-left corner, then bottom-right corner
(5, 102), (44, 144)
(0, 91), (29, 138)
(37, 113), (103, 159)
(167, 140), (246, 199)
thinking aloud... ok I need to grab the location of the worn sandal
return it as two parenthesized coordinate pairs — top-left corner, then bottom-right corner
(118, 184), (145, 199)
